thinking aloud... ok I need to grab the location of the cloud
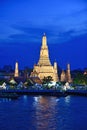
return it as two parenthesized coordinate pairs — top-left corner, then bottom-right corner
(0, 0), (87, 45)
(10, 20), (87, 43)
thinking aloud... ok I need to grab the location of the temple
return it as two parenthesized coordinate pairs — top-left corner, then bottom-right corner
(66, 64), (72, 82)
(14, 62), (19, 77)
(60, 70), (66, 82)
(30, 34), (59, 82)
(60, 64), (72, 83)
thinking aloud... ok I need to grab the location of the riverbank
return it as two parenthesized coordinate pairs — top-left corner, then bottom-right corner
(0, 89), (87, 97)
(66, 90), (87, 96)
(0, 89), (66, 97)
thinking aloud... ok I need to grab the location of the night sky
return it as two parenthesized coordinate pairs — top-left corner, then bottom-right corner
(0, 0), (87, 70)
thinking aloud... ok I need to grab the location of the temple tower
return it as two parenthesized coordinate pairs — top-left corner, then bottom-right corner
(14, 62), (19, 77)
(66, 64), (72, 82)
(53, 62), (59, 82)
(31, 34), (58, 82)
(60, 70), (66, 82)
(38, 33), (51, 66)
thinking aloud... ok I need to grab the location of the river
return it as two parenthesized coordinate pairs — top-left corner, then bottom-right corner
(0, 95), (87, 130)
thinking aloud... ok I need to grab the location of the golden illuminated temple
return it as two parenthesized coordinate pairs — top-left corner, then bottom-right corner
(30, 33), (59, 82)
(30, 33), (72, 82)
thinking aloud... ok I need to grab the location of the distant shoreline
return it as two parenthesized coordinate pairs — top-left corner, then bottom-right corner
(0, 89), (87, 97)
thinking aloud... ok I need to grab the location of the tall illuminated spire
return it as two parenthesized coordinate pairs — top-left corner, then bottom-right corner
(42, 33), (47, 47)
(14, 62), (19, 77)
(38, 33), (51, 66)
(31, 34), (59, 82)
(53, 62), (59, 82)
(66, 63), (72, 82)
(60, 70), (66, 82)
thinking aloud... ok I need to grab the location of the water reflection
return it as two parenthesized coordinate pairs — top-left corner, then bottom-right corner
(0, 98), (11, 103)
(64, 96), (71, 104)
(33, 96), (58, 130)
(22, 95), (29, 103)
(0, 96), (87, 130)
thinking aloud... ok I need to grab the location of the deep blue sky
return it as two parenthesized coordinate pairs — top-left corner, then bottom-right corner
(0, 0), (87, 70)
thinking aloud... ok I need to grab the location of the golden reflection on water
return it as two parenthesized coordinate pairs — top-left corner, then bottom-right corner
(33, 96), (58, 130)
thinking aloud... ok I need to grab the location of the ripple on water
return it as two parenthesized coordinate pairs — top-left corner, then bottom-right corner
(0, 96), (87, 130)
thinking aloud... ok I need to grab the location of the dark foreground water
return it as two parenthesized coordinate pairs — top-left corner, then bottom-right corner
(0, 95), (87, 130)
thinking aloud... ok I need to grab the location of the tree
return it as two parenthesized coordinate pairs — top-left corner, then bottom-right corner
(42, 76), (53, 84)
(23, 67), (32, 78)
(73, 72), (87, 85)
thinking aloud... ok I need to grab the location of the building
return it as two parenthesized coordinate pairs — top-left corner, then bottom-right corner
(84, 68), (87, 75)
(60, 70), (66, 82)
(14, 62), (19, 77)
(60, 64), (72, 83)
(30, 33), (59, 82)
(66, 63), (72, 82)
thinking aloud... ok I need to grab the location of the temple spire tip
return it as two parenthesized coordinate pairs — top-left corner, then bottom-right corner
(43, 33), (46, 36)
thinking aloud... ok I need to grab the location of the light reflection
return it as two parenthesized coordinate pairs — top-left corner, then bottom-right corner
(33, 96), (58, 130)
(56, 99), (60, 102)
(34, 96), (42, 103)
(23, 95), (28, 100)
(0, 98), (11, 102)
(65, 96), (71, 104)
(23, 95), (28, 103)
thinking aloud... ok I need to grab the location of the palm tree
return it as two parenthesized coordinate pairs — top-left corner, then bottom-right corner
(42, 76), (53, 84)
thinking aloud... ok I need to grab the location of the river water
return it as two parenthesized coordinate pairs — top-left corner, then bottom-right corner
(0, 95), (87, 130)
